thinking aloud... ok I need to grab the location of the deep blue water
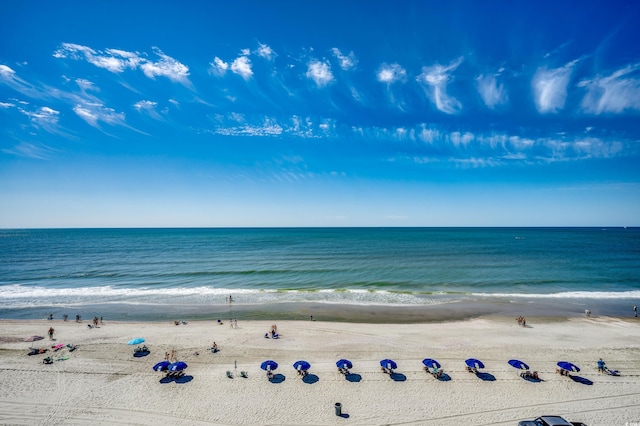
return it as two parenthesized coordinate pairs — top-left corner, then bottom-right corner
(0, 228), (639, 318)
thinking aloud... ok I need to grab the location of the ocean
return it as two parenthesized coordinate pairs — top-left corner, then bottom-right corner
(1, 227), (639, 322)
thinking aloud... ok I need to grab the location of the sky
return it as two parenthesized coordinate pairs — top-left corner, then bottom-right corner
(1, 0), (639, 227)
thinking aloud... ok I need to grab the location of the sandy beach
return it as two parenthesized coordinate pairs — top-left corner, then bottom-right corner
(1, 316), (639, 425)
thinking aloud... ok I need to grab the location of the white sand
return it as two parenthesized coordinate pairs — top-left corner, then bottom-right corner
(1, 316), (639, 425)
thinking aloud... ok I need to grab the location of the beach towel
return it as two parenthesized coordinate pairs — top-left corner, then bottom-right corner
(24, 336), (44, 342)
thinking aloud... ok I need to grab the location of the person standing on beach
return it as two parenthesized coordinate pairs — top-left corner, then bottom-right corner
(635, 305), (637, 317)
(48, 327), (54, 340)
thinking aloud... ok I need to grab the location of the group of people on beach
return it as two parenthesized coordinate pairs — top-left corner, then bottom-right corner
(265, 324), (279, 339)
(164, 349), (178, 362)
(516, 316), (526, 327)
(47, 313), (103, 324)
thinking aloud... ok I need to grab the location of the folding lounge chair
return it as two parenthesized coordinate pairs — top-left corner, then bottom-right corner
(226, 370), (234, 379)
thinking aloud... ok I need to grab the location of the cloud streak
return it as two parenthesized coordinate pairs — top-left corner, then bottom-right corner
(417, 57), (464, 114)
(579, 63), (640, 114)
(532, 59), (578, 113)
(53, 43), (190, 85)
(306, 60), (334, 87)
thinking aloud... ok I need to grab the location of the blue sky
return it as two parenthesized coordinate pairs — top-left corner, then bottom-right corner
(1, 0), (639, 227)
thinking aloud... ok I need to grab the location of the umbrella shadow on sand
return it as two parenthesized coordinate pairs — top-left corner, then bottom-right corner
(160, 374), (193, 384)
(476, 372), (496, 381)
(302, 374), (319, 384)
(436, 372), (452, 382)
(390, 372), (407, 382)
(269, 374), (286, 384)
(174, 375), (193, 384)
(345, 373), (362, 383)
(570, 375), (593, 385)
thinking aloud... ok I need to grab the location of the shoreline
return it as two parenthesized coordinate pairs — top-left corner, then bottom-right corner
(1, 296), (638, 323)
(1, 317), (639, 425)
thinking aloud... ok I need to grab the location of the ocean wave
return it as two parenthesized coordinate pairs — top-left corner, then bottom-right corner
(1, 285), (639, 310)
(472, 290), (640, 299)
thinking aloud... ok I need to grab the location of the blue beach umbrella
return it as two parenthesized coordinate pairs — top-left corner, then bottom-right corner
(380, 359), (397, 370)
(260, 360), (278, 371)
(127, 338), (145, 345)
(293, 360), (311, 371)
(336, 359), (353, 369)
(465, 358), (485, 369)
(153, 361), (171, 371)
(508, 359), (529, 370)
(422, 358), (442, 369)
(557, 361), (580, 372)
(168, 361), (187, 372)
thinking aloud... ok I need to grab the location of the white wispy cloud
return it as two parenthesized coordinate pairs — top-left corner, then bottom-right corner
(53, 43), (139, 73)
(331, 48), (357, 70)
(256, 43), (275, 60)
(0, 64), (39, 97)
(231, 56), (253, 80)
(75, 78), (97, 92)
(1, 141), (58, 160)
(376, 63), (406, 84)
(306, 60), (334, 87)
(210, 115), (327, 138)
(417, 57), (463, 114)
(578, 63), (640, 114)
(532, 59), (578, 113)
(476, 73), (508, 109)
(209, 57), (229, 76)
(133, 100), (163, 120)
(140, 48), (190, 84)
(53, 43), (190, 84)
(0, 101), (15, 108)
(73, 103), (126, 128)
(20, 106), (60, 129)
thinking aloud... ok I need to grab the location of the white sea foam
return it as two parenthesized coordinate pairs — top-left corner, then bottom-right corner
(472, 290), (640, 299)
(1, 284), (638, 310)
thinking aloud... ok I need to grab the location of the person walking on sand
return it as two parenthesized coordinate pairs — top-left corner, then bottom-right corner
(634, 305), (637, 318)
(48, 327), (54, 340)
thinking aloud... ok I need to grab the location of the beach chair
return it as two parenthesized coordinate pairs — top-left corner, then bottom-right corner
(241, 371), (248, 378)
(226, 370), (234, 379)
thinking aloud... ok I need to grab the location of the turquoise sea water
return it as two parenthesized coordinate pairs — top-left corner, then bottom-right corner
(1, 228), (639, 320)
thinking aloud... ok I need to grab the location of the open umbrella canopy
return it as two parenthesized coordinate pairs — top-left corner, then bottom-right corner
(508, 359), (529, 370)
(153, 361), (171, 371)
(293, 360), (311, 371)
(168, 361), (187, 371)
(260, 360), (278, 371)
(557, 361), (580, 372)
(422, 358), (441, 369)
(465, 358), (485, 369)
(380, 359), (397, 369)
(336, 359), (353, 369)
(127, 338), (145, 345)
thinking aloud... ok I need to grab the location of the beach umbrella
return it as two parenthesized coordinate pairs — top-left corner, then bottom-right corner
(380, 359), (397, 370)
(422, 358), (441, 369)
(168, 361), (188, 372)
(336, 359), (353, 369)
(508, 359), (529, 370)
(260, 360), (278, 371)
(465, 358), (485, 369)
(153, 361), (171, 371)
(127, 338), (145, 345)
(557, 361), (580, 372)
(293, 360), (311, 371)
